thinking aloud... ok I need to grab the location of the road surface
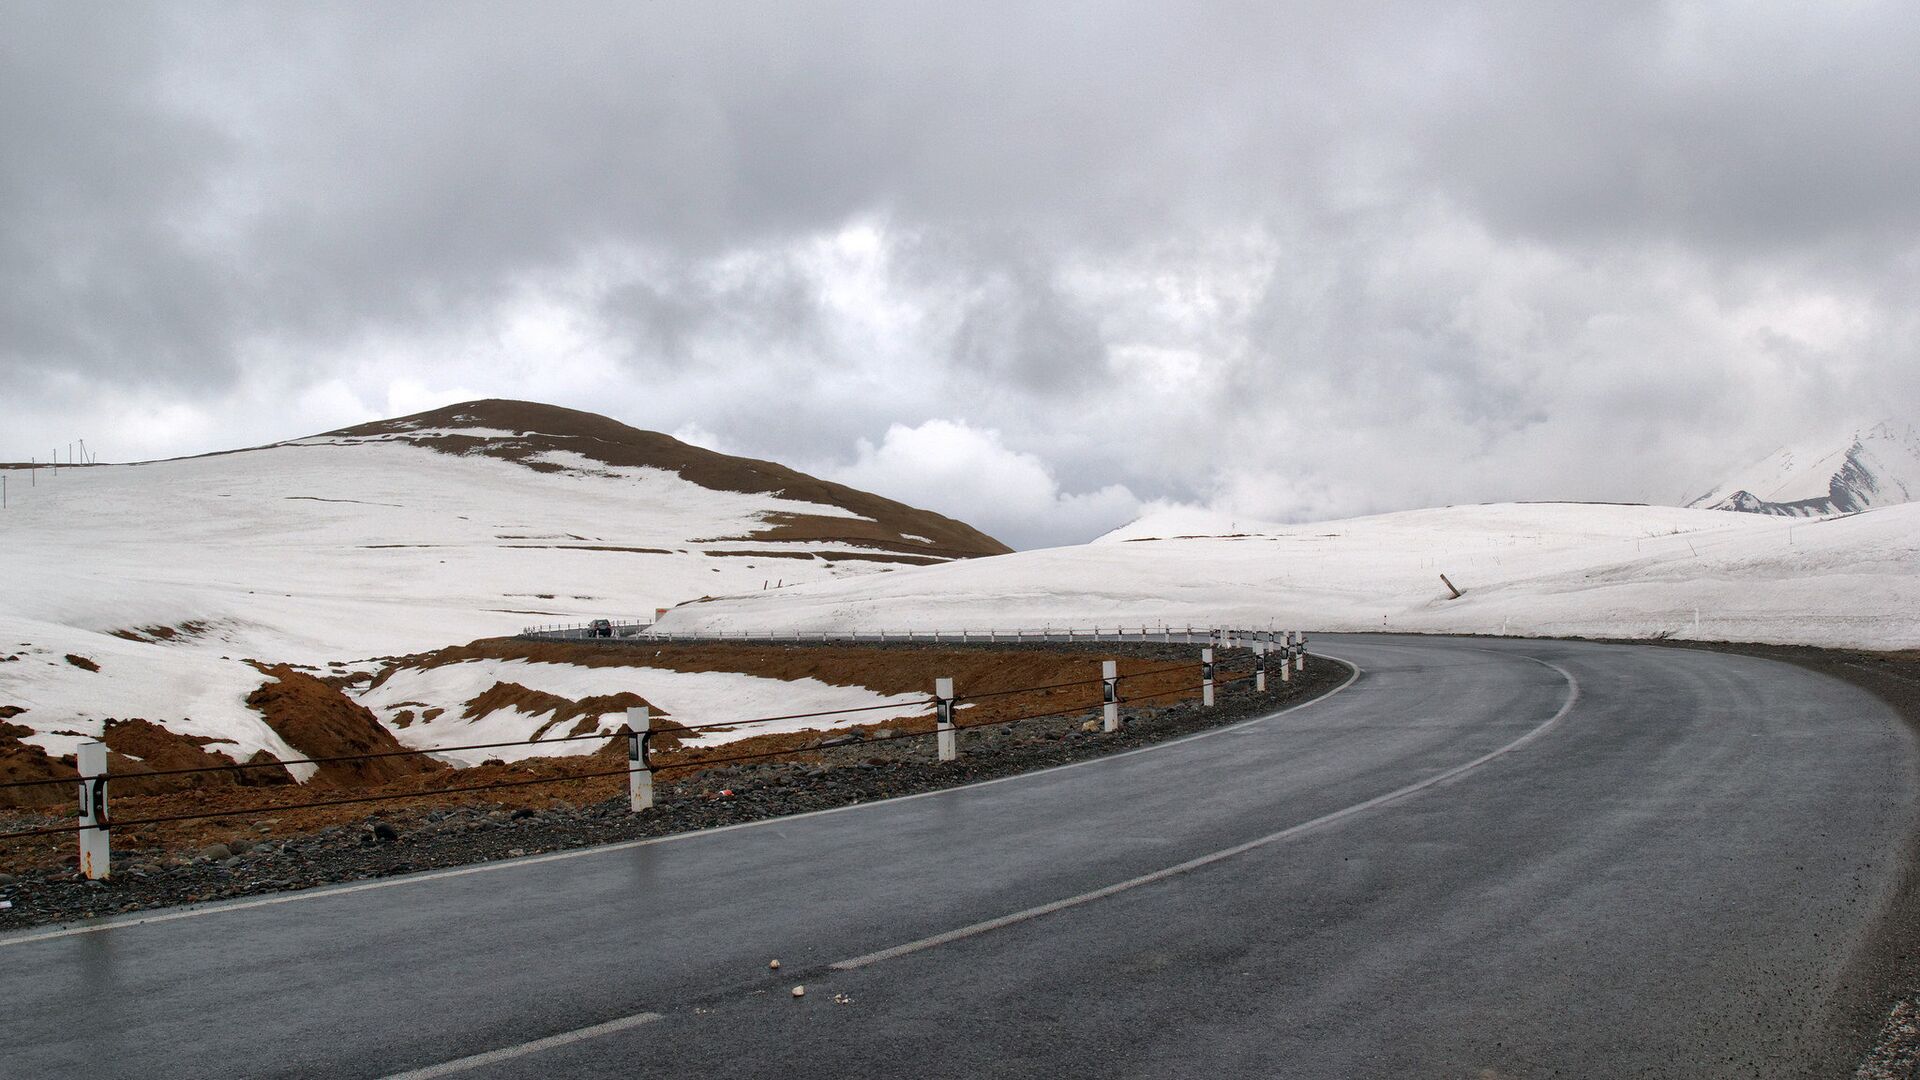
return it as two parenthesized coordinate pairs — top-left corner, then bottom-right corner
(2, 635), (1913, 1078)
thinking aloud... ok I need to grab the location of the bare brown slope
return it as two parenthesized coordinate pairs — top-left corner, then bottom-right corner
(318, 399), (1012, 559)
(246, 666), (445, 788)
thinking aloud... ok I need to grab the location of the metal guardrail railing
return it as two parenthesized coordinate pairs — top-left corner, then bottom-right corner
(519, 623), (1257, 644)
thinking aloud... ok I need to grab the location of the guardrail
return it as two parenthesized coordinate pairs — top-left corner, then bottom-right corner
(521, 622), (1266, 644)
(2, 626), (1311, 879)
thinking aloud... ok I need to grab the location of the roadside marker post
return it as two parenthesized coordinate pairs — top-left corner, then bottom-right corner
(77, 740), (109, 879)
(1281, 634), (1293, 684)
(936, 677), (957, 762)
(1202, 648), (1215, 707)
(1102, 660), (1120, 732)
(1255, 644), (1268, 693)
(625, 706), (654, 812)
(1296, 634), (1307, 673)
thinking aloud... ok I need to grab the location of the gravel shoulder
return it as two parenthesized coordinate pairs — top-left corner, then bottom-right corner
(0, 643), (1346, 934)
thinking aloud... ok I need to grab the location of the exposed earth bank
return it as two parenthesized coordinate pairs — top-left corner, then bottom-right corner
(0, 642), (1340, 932)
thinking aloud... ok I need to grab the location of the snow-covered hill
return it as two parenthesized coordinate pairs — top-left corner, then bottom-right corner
(1688, 420), (1920, 517)
(658, 501), (1920, 650)
(0, 400), (1005, 768)
(1092, 506), (1286, 543)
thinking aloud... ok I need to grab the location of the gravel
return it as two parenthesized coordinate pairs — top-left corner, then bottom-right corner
(0, 651), (1345, 933)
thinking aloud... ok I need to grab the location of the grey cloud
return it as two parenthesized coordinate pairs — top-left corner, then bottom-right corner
(4, 2), (1920, 543)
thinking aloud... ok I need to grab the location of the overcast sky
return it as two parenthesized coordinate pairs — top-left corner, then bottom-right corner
(5, 3), (1919, 548)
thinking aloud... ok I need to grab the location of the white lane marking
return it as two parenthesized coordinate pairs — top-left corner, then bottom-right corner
(832, 658), (1579, 971)
(379, 1010), (664, 1079)
(0, 655), (1362, 949)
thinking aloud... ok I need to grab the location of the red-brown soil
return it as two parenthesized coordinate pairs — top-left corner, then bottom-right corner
(0, 719), (294, 810)
(246, 665), (445, 787)
(0, 642), (1220, 868)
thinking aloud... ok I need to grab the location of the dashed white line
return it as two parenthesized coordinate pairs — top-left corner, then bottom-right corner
(379, 1010), (664, 1079)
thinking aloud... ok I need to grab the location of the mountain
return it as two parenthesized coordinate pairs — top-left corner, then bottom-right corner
(319, 400), (1010, 560)
(1688, 420), (1920, 517)
(0, 400), (1008, 781)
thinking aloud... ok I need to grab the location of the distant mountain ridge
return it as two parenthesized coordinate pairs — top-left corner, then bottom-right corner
(1688, 419), (1920, 518)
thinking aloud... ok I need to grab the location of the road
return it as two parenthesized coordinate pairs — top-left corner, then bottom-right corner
(2, 635), (1913, 1078)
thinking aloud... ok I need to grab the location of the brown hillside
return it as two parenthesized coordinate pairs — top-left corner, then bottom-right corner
(316, 399), (1012, 559)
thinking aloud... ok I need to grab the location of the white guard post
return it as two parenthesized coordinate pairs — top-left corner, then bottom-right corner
(625, 706), (654, 811)
(77, 740), (109, 879)
(1281, 632), (1294, 684)
(1102, 660), (1120, 732)
(1202, 647), (1216, 707)
(1255, 643), (1268, 692)
(1296, 633), (1307, 673)
(936, 677), (957, 761)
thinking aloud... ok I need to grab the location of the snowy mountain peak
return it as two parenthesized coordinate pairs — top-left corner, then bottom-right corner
(1688, 419), (1920, 518)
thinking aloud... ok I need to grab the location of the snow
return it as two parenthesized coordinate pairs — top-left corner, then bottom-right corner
(1094, 506), (1285, 543)
(657, 501), (1920, 650)
(0, 436), (919, 768)
(356, 658), (932, 764)
(0, 613), (316, 778)
(1688, 419), (1920, 514)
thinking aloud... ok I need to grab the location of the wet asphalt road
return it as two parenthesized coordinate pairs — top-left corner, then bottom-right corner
(2, 634), (1912, 1078)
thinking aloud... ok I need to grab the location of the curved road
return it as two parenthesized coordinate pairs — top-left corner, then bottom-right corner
(2, 635), (1913, 1077)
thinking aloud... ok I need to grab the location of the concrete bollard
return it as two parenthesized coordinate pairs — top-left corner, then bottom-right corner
(625, 706), (654, 812)
(77, 740), (109, 880)
(1102, 660), (1120, 732)
(936, 677), (957, 761)
(1202, 648), (1215, 707)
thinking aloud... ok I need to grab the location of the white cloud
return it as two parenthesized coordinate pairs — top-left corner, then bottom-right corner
(825, 419), (1141, 549)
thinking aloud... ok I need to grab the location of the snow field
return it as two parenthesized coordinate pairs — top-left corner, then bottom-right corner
(355, 659), (934, 765)
(657, 502), (1920, 650)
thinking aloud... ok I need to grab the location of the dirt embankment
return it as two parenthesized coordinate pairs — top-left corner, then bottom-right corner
(359, 637), (1214, 767)
(0, 719), (294, 810)
(0, 640), (1243, 873)
(0, 644), (1322, 930)
(450, 684), (697, 750)
(246, 665), (445, 787)
(368, 636), (1187, 702)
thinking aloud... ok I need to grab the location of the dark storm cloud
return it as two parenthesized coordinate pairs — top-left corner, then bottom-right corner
(4, 2), (1919, 544)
